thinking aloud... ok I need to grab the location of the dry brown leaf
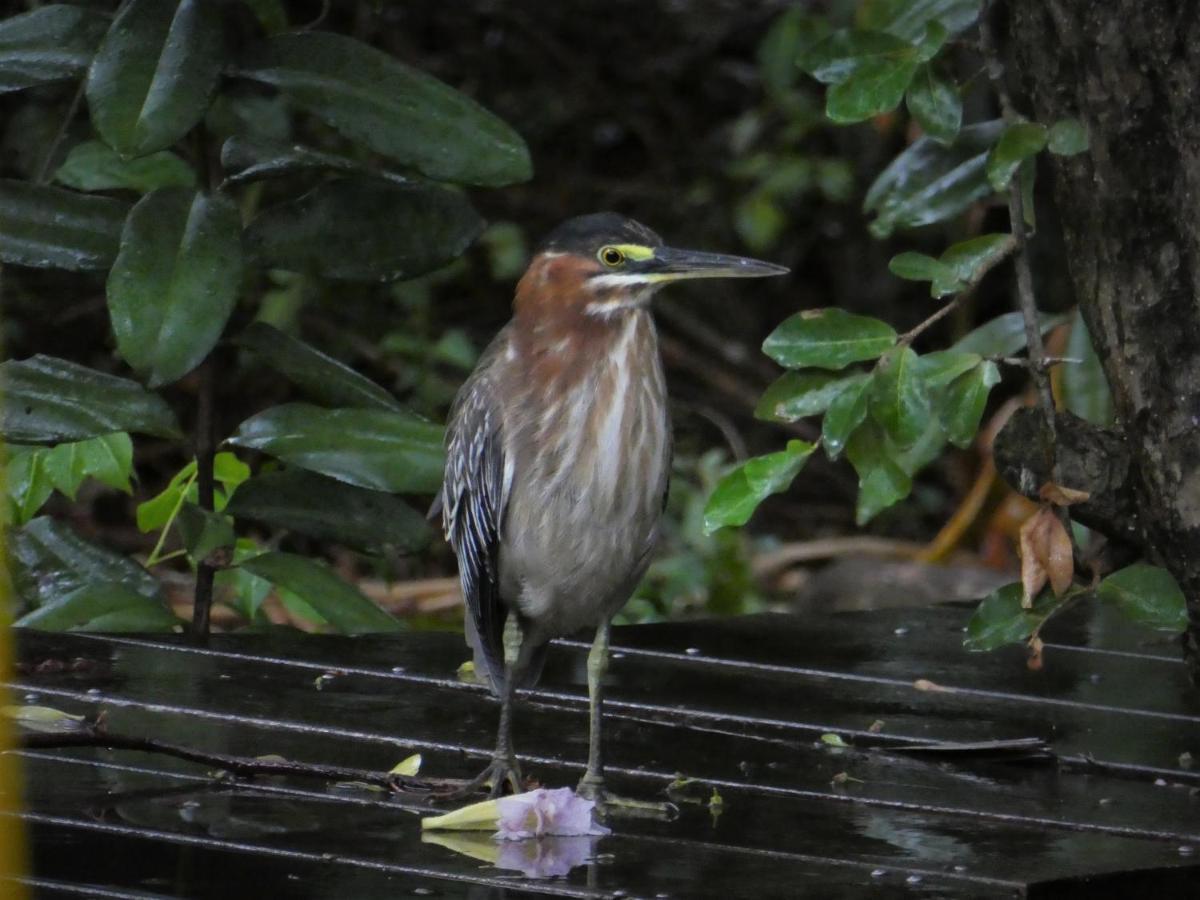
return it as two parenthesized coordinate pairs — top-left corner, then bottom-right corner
(868, 719), (885, 734)
(1038, 482), (1091, 507)
(1019, 506), (1076, 605)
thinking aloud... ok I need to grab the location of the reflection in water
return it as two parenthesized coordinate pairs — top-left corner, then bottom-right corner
(423, 831), (604, 879)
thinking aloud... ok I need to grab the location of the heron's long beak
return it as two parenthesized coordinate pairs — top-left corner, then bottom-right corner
(646, 246), (789, 282)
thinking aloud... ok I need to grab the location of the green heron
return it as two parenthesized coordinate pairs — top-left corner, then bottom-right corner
(439, 212), (787, 800)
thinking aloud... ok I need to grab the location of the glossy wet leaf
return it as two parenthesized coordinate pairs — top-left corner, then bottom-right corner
(6, 433), (134, 524)
(703, 440), (815, 534)
(1061, 309), (1113, 426)
(756, 371), (869, 423)
(950, 311), (1069, 357)
(0, 179), (129, 270)
(176, 504), (235, 562)
(915, 350), (981, 389)
(0, 4), (109, 94)
(857, 0), (982, 41)
(930, 233), (1014, 297)
(0, 355), (180, 443)
(16, 583), (179, 632)
(225, 468), (432, 554)
(869, 347), (931, 448)
(821, 375), (871, 460)
(240, 551), (402, 635)
(219, 135), (404, 187)
(228, 403), (444, 494)
(964, 582), (1063, 651)
(1097, 563), (1187, 633)
(235, 31), (531, 186)
(938, 360), (1000, 448)
(86, 0), (224, 157)
(136, 461), (197, 532)
(801, 30), (919, 123)
(845, 423), (912, 525)
(236, 322), (402, 412)
(11, 516), (163, 610)
(986, 122), (1047, 191)
(905, 64), (960, 144)
(1, 705), (87, 734)
(1047, 118), (1088, 156)
(55, 140), (195, 193)
(108, 189), (243, 386)
(390, 754), (422, 776)
(888, 251), (950, 284)
(864, 120), (1003, 238)
(764, 308), (897, 370)
(246, 177), (483, 282)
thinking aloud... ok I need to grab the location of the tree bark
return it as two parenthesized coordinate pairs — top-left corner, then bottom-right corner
(1006, 0), (1200, 677)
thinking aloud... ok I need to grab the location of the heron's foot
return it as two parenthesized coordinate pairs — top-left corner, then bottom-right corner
(447, 753), (524, 800)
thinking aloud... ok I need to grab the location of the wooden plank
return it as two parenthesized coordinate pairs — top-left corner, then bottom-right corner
(10, 620), (1200, 896)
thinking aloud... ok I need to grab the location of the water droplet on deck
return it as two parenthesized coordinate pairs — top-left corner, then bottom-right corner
(870, 869), (887, 878)
(684, 647), (701, 656)
(391, 666), (406, 673)
(893, 626), (909, 636)
(1179, 845), (1195, 856)
(905, 875), (923, 885)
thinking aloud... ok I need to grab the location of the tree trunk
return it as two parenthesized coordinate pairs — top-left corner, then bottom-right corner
(1005, 0), (1200, 677)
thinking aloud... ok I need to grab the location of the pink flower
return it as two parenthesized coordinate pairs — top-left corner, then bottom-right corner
(495, 788), (610, 841)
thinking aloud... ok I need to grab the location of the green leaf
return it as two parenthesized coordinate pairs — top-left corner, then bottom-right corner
(869, 346), (931, 448)
(756, 371), (869, 423)
(0, 355), (180, 443)
(16, 583), (179, 632)
(224, 468), (432, 555)
(246, 177), (483, 282)
(888, 251), (951, 284)
(915, 350), (981, 388)
(864, 119), (1003, 238)
(950, 311), (1069, 357)
(108, 189), (243, 387)
(215, 538), (272, 621)
(41, 433), (134, 500)
(239, 551), (402, 635)
(219, 135), (404, 187)
(5, 450), (54, 526)
(799, 30), (920, 123)
(0, 179), (129, 270)
(0, 5), (109, 94)
(1048, 118), (1088, 156)
(11, 516), (163, 610)
(236, 322), (402, 412)
(213, 451), (250, 495)
(763, 308), (897, 370)
(964, 582), (1063, 651)
(136, 461), (196, 532)
(86, 0), (224, 157)
(176, 503), (235, 561)
(227, 403), (445, 494)
(929, 233), (1014, 297)
(1097, 564), (1187, 633)
(55, 140), (195, 193)
(845, 423), (912, 525)
(938, 360), (1000, 447)
(703, 440), (816, 533)
(905, 64), (961, 143)
(986, 122), (1047, 191)
(234, 31), (531, 187)
(1061, 309), (1112, 426)
(758, 9), (829, 99)
(858, 0), (982, 41)
(2, 704), (87, 734)
(821, 375), (871, 459)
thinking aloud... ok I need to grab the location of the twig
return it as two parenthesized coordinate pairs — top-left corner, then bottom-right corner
(752, 536), (926, 579)
(899, 235), (1018, 345)
(978, 9), (1057, 438)
(988, 354), (1081, 369)
(35, 79), (86, 184)
(20, 722), (457, 798)
(192, 359), (217, 636)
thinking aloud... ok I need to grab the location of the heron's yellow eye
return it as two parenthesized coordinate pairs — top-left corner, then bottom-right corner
(599, 246), (625, 267)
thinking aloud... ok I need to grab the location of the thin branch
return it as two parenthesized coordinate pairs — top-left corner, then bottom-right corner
(899, 235), (1018, 345)
(192, 358), (217, 636)
(988, 354), (1081, 369)
(21, 720), (459, 799)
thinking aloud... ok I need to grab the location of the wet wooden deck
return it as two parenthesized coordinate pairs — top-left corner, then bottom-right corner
(6, 603), (1200, 898)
